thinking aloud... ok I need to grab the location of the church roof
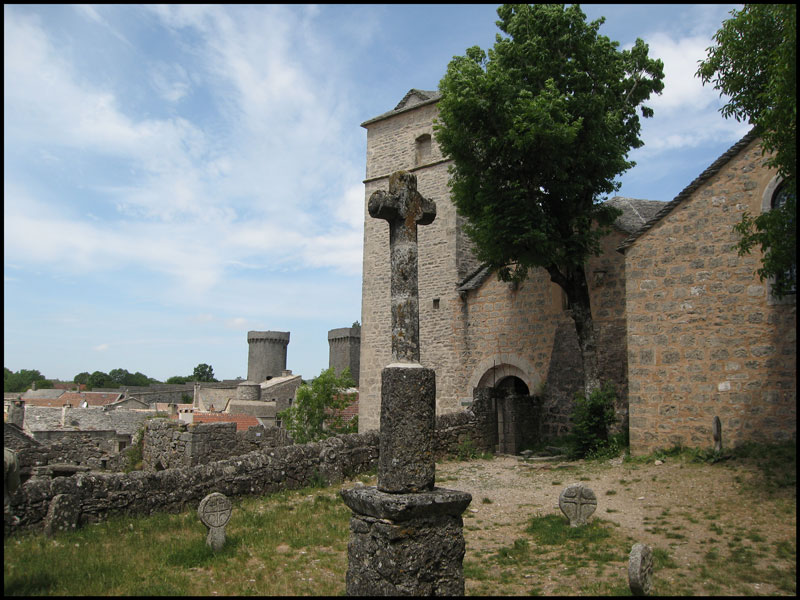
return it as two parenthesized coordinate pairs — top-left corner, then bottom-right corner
(606, 197), (667, 234)
(617, 128), (759, 252)
(361, 89), (441, 127)
(456, 196), (666, 292)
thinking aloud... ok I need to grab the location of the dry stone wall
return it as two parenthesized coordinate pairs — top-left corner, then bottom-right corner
(142, 420), (292, 470)
(6, 404), (499, 536)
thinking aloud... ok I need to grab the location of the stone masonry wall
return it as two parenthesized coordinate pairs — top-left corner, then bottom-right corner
(142, 420), (292, 471)
(453, 228), (630, 438)
(6, 406), (498, 536)
(361, 100), (462, 431)
(360, 96), (630, 439)
(624, 138), (796, 455)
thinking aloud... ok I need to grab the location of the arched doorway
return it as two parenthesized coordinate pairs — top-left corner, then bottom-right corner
(496, 375), (530, 396)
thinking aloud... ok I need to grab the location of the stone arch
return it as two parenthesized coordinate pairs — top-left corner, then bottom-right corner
(760, 174), (796, 303)
(469, 354), (541, 396)
(415, 133), (432, 166)
(760, 173), (784, 213)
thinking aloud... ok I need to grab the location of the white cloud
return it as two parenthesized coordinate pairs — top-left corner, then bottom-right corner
(3, 4), (366, 296)
(93, 343), (110, 352)
(645, 32), (720, 113)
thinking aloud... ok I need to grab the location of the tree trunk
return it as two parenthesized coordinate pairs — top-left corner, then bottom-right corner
(547, 263), (601, 397)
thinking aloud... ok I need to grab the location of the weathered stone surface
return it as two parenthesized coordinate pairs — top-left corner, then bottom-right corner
(558, 483), (597, 527)
(43, 493), (80, 537)
(344, 509), (468, 595)
(6, 405), (496, 537)
(368, 170), (436, 364)
(198, 492), (232, 551)
(628, 542), (654, 595)
(712, 416), (722, 452)
(340, 486), (471, 522)
(378, 365), (436, 493)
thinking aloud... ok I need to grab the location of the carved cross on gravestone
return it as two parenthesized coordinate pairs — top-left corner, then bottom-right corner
(559, 483), (597, 527)
(368, 171), (436, 364)
(198, 492), (232, 551)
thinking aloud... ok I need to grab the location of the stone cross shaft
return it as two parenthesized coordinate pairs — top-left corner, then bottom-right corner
(368, 171), (436, 364)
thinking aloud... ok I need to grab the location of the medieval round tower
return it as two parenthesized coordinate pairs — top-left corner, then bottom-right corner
(246, 331), (290, 383)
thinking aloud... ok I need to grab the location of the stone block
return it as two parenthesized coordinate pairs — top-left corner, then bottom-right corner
(377, 365), (436, 493)
(341, 486), (471, 596)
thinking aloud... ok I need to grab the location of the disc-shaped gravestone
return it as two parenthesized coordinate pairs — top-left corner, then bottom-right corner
(628, 543), (654, 595)
(198, 492), (232, 551)
(558, 483), (597, 527)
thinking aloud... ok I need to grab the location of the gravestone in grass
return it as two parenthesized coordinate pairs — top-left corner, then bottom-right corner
(340, 172), (472, 595)
(43, 493), (81, 537)
(558, 483), (597, 526)
(198, 492), (232, 551)
(628, 542), (654, 595)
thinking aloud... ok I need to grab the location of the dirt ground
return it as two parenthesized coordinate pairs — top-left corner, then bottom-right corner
(435, 452), (796, 596)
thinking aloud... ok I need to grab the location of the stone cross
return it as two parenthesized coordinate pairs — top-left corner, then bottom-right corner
(198, 492), (232, 551)
(368, 171), (436, 364)
(558, 483), (597, 527)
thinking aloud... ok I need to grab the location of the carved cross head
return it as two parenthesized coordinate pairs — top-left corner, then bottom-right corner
(368, 171), (436, 231)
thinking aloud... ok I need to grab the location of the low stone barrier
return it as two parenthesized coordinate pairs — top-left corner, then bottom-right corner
(5, 397), (500, 537)
(6, 431), (379, 536)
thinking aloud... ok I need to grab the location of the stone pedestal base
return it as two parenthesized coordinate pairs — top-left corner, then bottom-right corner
(378, 365), (436, 493)
(341, 486), (472, 596)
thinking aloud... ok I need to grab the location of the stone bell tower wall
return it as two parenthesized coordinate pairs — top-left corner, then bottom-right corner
(360, 98), (473, 433)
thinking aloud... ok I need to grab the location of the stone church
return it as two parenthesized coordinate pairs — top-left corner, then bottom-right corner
(359, 89), (796, 455)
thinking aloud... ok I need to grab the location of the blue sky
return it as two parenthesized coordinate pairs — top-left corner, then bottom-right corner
(4, 4), (748, 383)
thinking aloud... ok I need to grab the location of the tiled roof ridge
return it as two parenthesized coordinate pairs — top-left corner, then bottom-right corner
(617, 128), (759, 251)
(361, 88), (441, 127)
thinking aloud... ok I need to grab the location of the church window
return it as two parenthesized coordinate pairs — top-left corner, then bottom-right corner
(761, 177), (796, 302)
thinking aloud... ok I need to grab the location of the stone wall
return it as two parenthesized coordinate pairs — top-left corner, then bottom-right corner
(4, 423), (127, 475)
(623, 136), (796, 455)
(6, 432), (381, 536)
(6, 400), (502, 536)
(360, 92), (630, 438)
(142, 420), (292, 471)
(360, 98), (460, 432)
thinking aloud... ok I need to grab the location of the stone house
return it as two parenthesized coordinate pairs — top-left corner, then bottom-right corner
(359, 89), (796, 454)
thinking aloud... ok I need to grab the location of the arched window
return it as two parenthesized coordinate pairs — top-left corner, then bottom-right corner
(770, 181), (796, 295)
(761, 177), (796, 301)
(415, 134), (432, 166)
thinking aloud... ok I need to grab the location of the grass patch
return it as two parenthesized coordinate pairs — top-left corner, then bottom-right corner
(4, 486), (351, 596)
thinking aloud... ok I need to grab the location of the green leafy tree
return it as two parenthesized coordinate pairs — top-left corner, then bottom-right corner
(109, 368), (131, 386)
(73, 372), (90, 386)
(192, 363), (217, 382)
(434, 4), (664, 394)
(4, 368), (49, 393)
(278, 367), (356, 444)
(87, 370), (114, 390)
(166, 375), (191, 385)
(697, 4), (796, 297)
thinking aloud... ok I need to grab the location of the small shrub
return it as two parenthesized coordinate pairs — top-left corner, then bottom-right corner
(566, 383), (619, 459)
(457, 436), (478, 461)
